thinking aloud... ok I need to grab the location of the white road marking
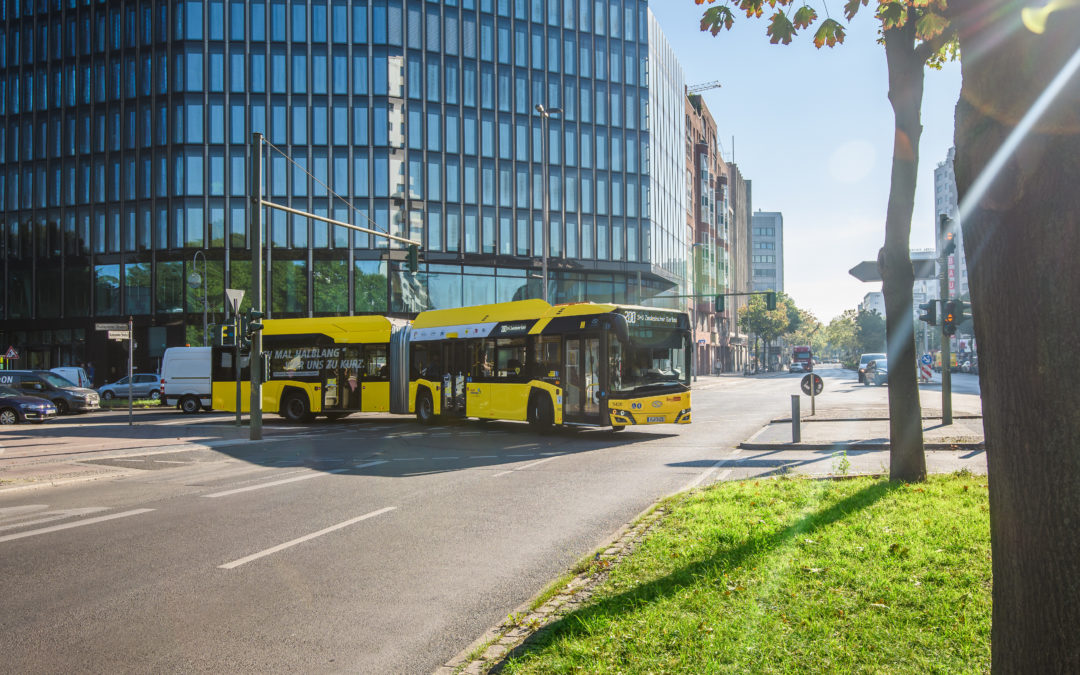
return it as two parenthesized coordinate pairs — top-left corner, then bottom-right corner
(219, 506), (396, 569)
(504, 443), (537, 450)
(683, 453), (740, 492)
(0, 507), (110, 532)
(202, 461), (386, 498)
(743, 426), (770, 444)
(491, 455), (560, 478)
(472, 455), (497, 459)
(152, 460), (193, 464)
(0, 509), (154, 544)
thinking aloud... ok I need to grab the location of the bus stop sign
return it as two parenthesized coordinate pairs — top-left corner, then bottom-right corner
(801, 373), (823, 396)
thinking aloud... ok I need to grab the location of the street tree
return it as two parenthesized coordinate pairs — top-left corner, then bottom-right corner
(824, 309), (859, 363)
(697, 0), (958, 482)
(855, 309), (887, 355)
(787, 309), (825, 355)
(950, 1), (1080, 669)
(738, 292), (794, 370)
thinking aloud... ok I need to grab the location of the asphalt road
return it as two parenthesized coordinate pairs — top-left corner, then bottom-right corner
(0, 367), (975, 673)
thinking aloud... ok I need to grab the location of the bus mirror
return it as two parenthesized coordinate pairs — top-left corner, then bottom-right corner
(609, 314), (630, 343)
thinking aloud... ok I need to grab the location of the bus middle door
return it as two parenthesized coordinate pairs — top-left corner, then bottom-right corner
(564, 334), (603, 425)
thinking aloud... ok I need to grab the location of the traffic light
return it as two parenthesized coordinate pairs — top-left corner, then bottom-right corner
(244, 308), (265, 337)
(918, 301), (937, 326)
(407, 244), (419, 273)
(765, 291), (777, 311)
(942, 300), (958, 336)
(939, 214), (956, 256)
(714, 295), (725, 312)
(221, 324), (236, 346)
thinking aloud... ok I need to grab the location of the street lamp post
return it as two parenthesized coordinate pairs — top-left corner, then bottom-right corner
(189, 250), (209, 346)
(535, 103), (561, 303)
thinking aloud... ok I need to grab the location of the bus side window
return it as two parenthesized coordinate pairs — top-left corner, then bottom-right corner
(364, 345), (388, 381)
(532, 336), (561, 380)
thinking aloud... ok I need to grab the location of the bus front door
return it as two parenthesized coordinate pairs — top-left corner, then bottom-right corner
(563, 335), (603, 425)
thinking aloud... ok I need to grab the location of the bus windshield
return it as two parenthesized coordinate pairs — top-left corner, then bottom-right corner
(608, 328), (690, 395)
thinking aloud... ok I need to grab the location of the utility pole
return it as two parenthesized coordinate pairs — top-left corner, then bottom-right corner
(939, 245), (953, 425)
(250, 133), (264, 441)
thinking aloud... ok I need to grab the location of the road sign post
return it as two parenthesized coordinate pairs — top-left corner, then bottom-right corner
(791, 395), (801, 443)
(800, 373), (823, 416)
(226, 289), (246, 428)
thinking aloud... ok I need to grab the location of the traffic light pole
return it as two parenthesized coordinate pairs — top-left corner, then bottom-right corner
(939, 253), (953, 425)
(250, 133), (264, 441)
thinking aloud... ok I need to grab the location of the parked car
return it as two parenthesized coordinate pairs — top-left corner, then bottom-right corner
(98, 373), (162, 401)
(857, 352), (886, 384)
(0, 371), (99, 414)
(160, 347), (212, 413)
(865, 359), (889, 386)
(0, 385), (58, 424)
(50, 366), (92, 389)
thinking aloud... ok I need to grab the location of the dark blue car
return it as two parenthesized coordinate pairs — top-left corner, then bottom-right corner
(0, 385), (58, 424)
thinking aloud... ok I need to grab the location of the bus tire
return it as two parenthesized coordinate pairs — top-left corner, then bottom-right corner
(528, 392), (554, 432)
(180, 396), (201, 414)
(611, 425), (626, 432)
(281, 392), (314, 423)
(416, 390), (436, 426)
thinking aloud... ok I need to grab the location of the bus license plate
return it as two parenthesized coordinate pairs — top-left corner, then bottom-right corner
(647, 416), (665, 423)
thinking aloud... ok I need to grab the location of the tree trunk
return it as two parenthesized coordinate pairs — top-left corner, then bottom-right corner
(952, 2), (1080, 670)
(880, 18), (927, 482)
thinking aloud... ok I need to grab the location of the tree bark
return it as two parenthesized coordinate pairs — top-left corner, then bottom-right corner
(880, 16), (927, 482)
(951, 2), (1080, 670)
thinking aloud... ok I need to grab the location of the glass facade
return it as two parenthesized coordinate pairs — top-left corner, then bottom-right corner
(0, 0), (688, 378)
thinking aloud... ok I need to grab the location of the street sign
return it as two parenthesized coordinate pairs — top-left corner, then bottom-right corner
(4, 346), (18, 359)
(920, 354), (933, 366)
(107, 330), (131, 341)
(95, 322), (129, 331)
(225, 288), (245, 313)
(801, 373), (823, 396)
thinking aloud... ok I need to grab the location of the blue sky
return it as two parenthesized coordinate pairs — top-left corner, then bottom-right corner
(649, 1), (962, 323)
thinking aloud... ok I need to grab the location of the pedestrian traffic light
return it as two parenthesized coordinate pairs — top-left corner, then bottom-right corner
(942, 300), (958, 336)
(918, 301), (937, 326)
(221, 324), (236, 346)
(714, 295), (725, 312)
(407, 244), (419, 273)
(765, 291), (777, 311)
(939, 214), (957, 256)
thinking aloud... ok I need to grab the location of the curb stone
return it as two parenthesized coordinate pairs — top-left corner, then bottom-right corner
(435, 505), (670, 675)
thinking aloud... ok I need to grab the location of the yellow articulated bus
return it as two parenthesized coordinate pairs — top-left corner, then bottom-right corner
(400, 299), (692, 431)
(211, 315), (409, 422)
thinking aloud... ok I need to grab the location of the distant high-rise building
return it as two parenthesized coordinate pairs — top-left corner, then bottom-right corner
(935, 148), (968, 299)
(750, 210), (784, 292)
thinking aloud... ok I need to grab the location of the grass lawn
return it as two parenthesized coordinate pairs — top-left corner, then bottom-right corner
(502, 473), (990, 674)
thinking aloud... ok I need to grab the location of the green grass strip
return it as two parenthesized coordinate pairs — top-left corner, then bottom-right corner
(502, 473), (990, 674)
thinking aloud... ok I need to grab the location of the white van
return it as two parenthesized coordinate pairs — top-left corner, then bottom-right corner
(50, 366), (92, 389)
(160, 347), (212, 413)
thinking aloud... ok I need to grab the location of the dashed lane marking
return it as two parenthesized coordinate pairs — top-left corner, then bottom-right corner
(219, 506), (397, 569)
(491, 455), (561, 478)
(682, 451), (741, 492)
(0, 509), (155, 544)
(202, 460), (387, 498)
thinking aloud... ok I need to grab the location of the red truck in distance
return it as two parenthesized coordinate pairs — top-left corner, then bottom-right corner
(791, 346), (813, 373)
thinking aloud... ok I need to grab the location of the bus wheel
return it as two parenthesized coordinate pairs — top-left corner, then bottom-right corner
(282, 392), (313, 423)
(528, 394), (554, 432)
(416, 390), (436, 426)
(610, 425), (626, 432)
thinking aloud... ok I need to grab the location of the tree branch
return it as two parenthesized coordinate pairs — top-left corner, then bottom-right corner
(913, 28), (953, 64)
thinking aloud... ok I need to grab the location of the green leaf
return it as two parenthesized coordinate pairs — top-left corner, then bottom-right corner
(792, 5), (818, 30)
(842, 0), (869, 22)
(700, 5), (737, 35)
(877, 1), (908, 31)
(738, 0), (766, 19)
(915, 11), (950, 41)
(767, 10), (796, 44)
(812, 18), (847, 48)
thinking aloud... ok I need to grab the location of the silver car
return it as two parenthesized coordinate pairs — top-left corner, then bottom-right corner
(98, 373), (161, 401)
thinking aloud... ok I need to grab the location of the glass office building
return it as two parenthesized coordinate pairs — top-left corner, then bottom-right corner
(0, 0), (689, 382)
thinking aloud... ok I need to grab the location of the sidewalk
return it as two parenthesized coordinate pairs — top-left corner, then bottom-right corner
(741, 402), (985, 451)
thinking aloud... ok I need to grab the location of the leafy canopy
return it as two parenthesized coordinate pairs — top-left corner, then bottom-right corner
(696, 0), (957, 65)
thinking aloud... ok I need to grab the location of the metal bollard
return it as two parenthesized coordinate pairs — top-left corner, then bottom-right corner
(791, 395), (801, 443)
